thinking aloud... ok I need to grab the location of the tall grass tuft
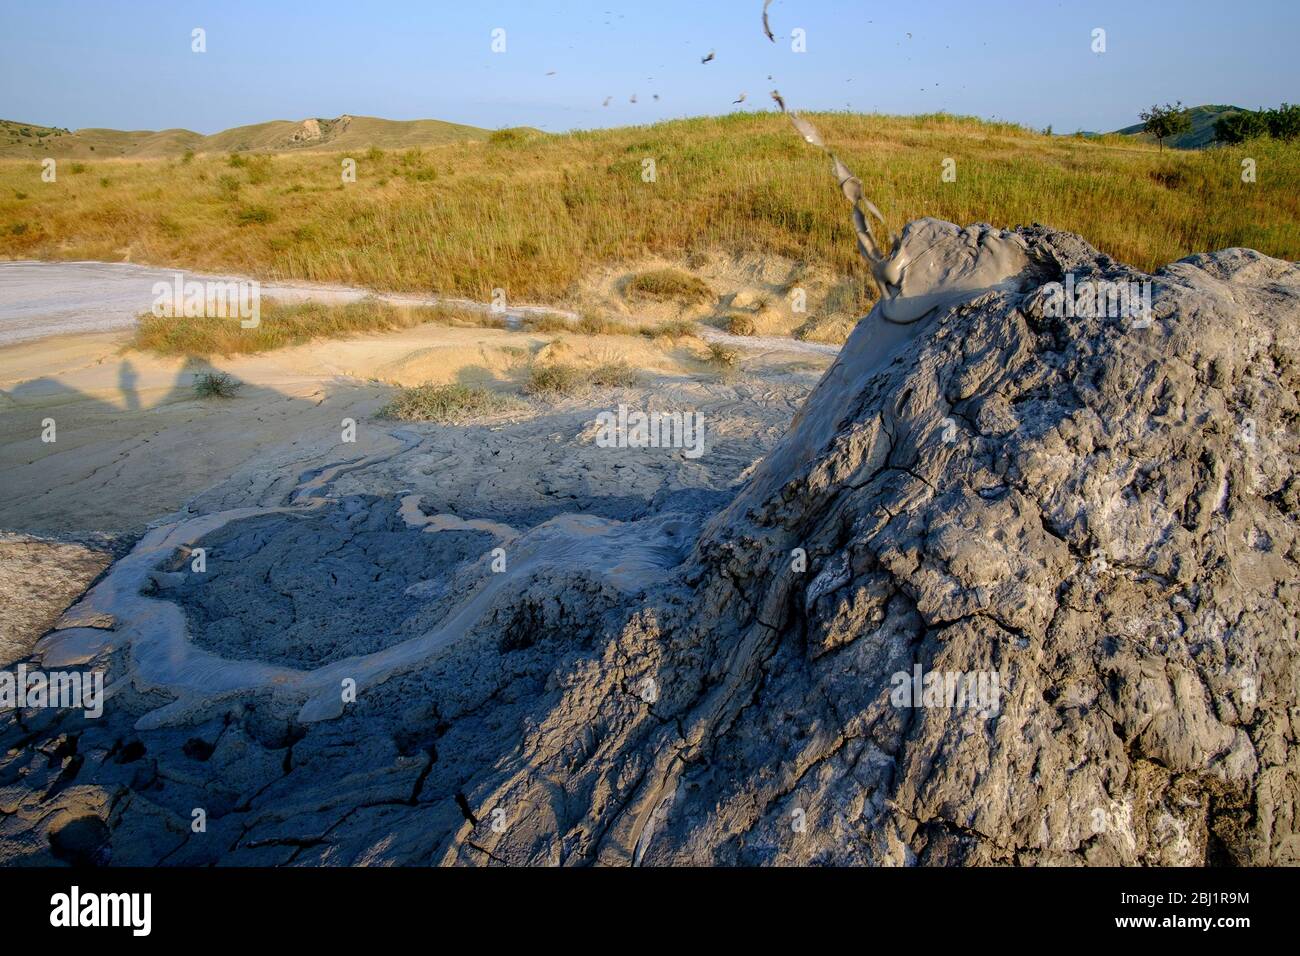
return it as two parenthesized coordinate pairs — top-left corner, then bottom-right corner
(378, 383), (521, 422)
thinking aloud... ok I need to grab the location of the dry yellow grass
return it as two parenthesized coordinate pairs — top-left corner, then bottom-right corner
(625, 267), (713, 303)
(378, 382), (523, 422)
(129, 297), (503, 356)
(2, 112), (1295, 313)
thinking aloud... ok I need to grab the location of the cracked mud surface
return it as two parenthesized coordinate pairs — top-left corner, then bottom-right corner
(3, 224), (1297, 867)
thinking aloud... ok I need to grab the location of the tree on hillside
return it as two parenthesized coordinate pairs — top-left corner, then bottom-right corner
(1139, 102), (1192, 151)
(1263, 103), (1300, 142)
(1214, 104), (1300, 144)
(1214, 110), (1268, 145)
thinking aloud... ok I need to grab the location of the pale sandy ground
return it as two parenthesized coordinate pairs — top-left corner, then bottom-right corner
(0, 309), (835, 664)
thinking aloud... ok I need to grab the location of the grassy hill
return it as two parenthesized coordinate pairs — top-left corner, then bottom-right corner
(1112, 104), (1253, 149)
(0, 114), (489, 158)
(1, 112), (1295, 309)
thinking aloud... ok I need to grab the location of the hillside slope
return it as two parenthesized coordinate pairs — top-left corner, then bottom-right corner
(3, 112), (1297, 304)
(1112, 104), (1252, 149)
(0, 114), (489, 158)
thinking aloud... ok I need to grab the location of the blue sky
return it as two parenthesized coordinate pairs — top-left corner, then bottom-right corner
(1, 0), (1296, 134)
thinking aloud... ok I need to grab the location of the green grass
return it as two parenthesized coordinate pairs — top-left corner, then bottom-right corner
(130, 297), (503, 356)
(1, 112), (1296, 309)
(378, 383), (522, 422)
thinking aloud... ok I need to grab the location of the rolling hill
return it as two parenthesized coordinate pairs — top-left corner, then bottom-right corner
(0, 114), (491, 158)
(1111, 104), (1253, 149)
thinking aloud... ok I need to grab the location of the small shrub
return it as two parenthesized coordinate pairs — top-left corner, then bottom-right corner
(522, 313), (571, 333)
(793, 314), (855, 345)
(626, 268), (712, 304)
(1149, 168), (1186, 189)
(378, 383), (520, 422)
(236, 204), (275, 225)
(706, 342), (740, 368)
(576, 312), (620, 335)
(69, 162), (86, 174)
(525, 363), (587, 397)
(726, 313), (758, 336)
(489, 127), (533, 146)
(245, 156), (273, 184)
(193, 371), (242, 398)
(588, 361), (641, 388)
(640, 319), (697, 339)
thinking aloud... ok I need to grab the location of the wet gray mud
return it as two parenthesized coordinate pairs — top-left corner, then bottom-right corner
(170, 498), (497, 669)
(3, 223), (1298, 867)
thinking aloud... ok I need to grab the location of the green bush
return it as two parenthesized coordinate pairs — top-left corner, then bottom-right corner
(193, 371), (242, 398)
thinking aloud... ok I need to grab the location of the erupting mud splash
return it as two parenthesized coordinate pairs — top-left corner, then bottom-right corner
(772, 96), (1034, 324)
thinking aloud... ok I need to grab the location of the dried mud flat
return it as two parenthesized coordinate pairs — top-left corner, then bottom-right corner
(1, 223), (1298, 867)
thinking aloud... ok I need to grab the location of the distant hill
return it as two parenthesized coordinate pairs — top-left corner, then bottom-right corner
(0, 114), (492, 158)
(1112, 104), (1253, 150)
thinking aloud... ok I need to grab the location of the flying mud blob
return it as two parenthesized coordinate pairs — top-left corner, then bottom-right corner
(769, 91), (1030, 326)
(701, 50), (715, 63)
(733, 92), (747, 104)
(762, 0), (776, 41)
(630, 93), (638, 104)
(603, 96), (612, 107)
